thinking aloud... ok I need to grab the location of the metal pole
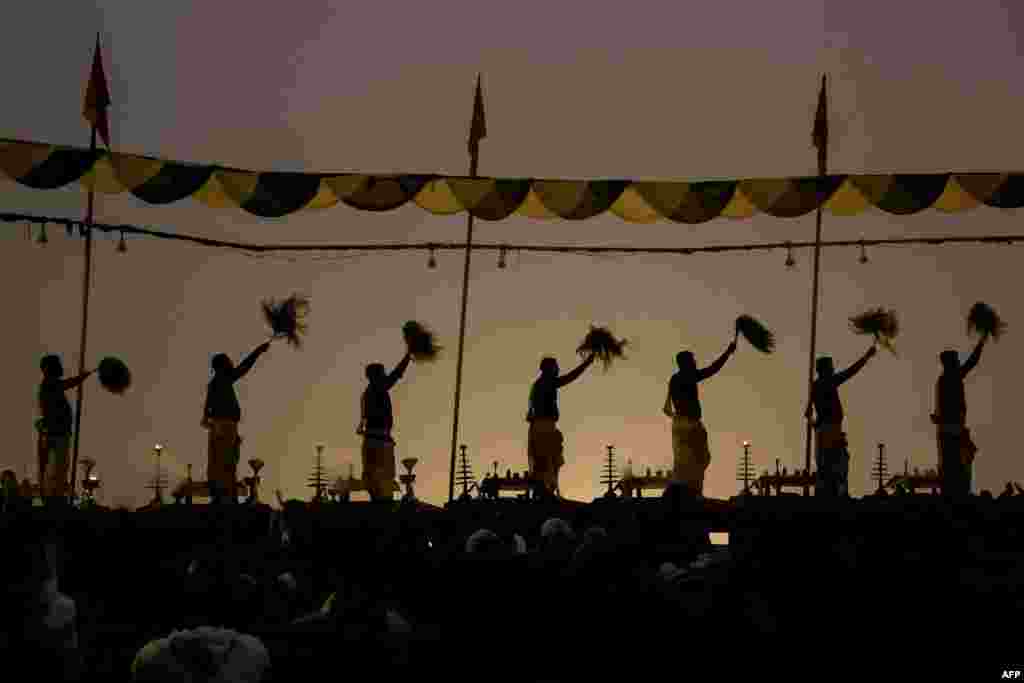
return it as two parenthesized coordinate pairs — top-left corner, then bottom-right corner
(448, 151), (480, 503)
(70, 125), (98, 501)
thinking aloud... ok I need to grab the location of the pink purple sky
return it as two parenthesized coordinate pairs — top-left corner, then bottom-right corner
(3, 1), (1024, 507)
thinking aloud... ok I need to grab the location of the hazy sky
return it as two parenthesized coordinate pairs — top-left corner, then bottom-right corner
(3, 1), (1024, 508)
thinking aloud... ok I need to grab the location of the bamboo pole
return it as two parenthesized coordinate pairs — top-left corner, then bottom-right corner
(70, 125), (97, 501)
(803, 74), (829, 489)
(448, 75), (485, 503)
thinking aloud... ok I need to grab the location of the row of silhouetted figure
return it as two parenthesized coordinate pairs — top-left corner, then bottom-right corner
(29, 320), (992, 505)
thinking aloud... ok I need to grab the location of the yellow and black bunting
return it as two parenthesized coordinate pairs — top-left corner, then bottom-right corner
(2, 138), (1023, 222)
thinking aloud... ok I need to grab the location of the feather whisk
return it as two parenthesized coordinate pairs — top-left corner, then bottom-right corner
(968, 302), (1005, 341)
(850, 308), (899, 353)
(403, 321), (441, 361)
(97, 357), (131, 394)
(262, 294), (310, 348)
(577, 325), (628, 371)
(735, 315), (775, 353)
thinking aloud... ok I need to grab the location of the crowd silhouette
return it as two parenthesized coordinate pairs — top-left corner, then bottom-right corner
(4, 481), (1024, 680)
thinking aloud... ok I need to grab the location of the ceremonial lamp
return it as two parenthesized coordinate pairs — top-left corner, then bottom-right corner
(737, 441), (755, 495)
(247, 458), (264, 502)
(308, 444), (328, 502)
(872, 443), (889, 494)
(399, 457), (418, 502)
(455, 445), (477, 500)
(147, 444), (166, 505)
(79, 457), (100, 505)
(601, 445), (618, 499)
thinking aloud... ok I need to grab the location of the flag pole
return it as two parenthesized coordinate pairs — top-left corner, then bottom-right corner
(70, 33), (109, 502)
(70, 125), (97, 501)
(803, 74), (828, 490)
(448, 75), (485, 503)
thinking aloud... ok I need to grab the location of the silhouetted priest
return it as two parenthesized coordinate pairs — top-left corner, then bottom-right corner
(358, 352), (412, 501)
(526, 353), (596, 497)
(663, 341), (737, 495)
(932, 333), (987, 497)
(38, 355), (94, 500)
(202, 342), (270, 503)
(806, 346), (876, 497)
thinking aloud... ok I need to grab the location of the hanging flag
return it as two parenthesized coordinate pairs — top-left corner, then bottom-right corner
(468, 74), (486, 165)
(83, 33), (112, 149)
(811, 74), (827, 175)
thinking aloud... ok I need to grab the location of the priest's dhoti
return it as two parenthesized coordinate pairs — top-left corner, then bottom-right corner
(936, 422), (976, 497)
(528, 419), (564, 494)
(42, 433), (71, 499)
(362, 432), (396, 501)
(815, 423), (849, 497)
(671, 416), (711, 495)
(206, 418), (241, 500)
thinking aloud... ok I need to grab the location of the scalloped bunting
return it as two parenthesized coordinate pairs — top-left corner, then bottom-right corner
(0, 139), (1022, 223)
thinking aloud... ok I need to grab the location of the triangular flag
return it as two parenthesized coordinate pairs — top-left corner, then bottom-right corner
(811, 74), (827, 175)
(83, 34), (112, 149)
(468, 74), (486, 164)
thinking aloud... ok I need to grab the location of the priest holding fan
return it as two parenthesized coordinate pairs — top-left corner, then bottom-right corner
(805, 308), (892, 498)
(357, 322), (439, 502)
(932, 303), (1002, 497)
(201, 294), (306, 503)
(526, 326), (623, 498)
(203, 343), (270, 503)
(663, 316), (769, 495)
(37, 354), (130, 501)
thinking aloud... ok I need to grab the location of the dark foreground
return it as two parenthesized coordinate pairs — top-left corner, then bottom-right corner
(4, 492), (1024, 680)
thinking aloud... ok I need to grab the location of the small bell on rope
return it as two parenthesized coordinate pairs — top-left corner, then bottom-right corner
(117, 230), (127, 253)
